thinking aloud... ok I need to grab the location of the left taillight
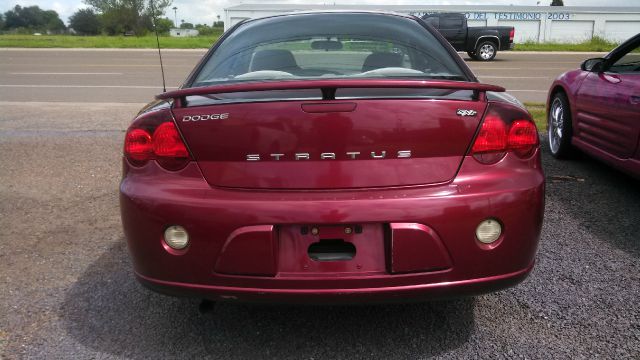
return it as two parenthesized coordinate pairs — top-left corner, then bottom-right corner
(124, 110), (192, 171)
(124, 128), (153, 162)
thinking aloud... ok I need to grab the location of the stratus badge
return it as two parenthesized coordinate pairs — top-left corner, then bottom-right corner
(246, 150), (412, 161)
(456, 109), (477, 117)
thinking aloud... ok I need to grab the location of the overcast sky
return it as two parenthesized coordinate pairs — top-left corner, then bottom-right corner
(2, 0), (637, 26)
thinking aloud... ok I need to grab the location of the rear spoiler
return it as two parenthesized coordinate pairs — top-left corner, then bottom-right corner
(157, 79), (505, 106)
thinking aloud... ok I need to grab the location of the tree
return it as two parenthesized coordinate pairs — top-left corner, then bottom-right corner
(83, 0), (172, 35)
(3, 5), (66, 33)
(213, 14), (223, 28)
(69, 8), (100, 34)
(154, 17), (173, 33)
(550, 0), (564, 6)
(195, 23), (217, 35)
(4, 6), (31, 29)
(44, 10), (66, 32)
(179, 22), (193, 29)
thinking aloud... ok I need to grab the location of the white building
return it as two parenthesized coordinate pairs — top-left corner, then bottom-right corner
(224, 4), (640, 43)
(170, 28), (199, 37)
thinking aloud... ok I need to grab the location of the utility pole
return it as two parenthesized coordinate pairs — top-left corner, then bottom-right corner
(172, 7), (178, 28)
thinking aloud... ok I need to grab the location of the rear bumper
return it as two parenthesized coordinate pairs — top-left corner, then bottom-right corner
(120, 152), (544, 303)
(136, 261), (534, 304)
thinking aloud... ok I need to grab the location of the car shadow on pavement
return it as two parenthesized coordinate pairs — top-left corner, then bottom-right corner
(541, 136), (640, 257)
(60, 240), (475, 359)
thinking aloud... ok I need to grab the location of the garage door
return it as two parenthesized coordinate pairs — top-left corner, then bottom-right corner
(604, 21), (640, 43)
(550, 21), (594, 43)
(498, 20), (540, 43)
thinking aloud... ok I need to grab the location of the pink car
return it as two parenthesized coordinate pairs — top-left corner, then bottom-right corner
(120, 12), (544, 304)
(547, 33), (640, 178)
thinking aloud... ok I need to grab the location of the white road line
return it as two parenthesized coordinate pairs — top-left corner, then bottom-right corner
(472, 67), (568, 70)
(479, 76), (551, 79)
(9, 72), (123, 75)
(0, 47), (208, 52)
(511, 61), (580, 64)
(469, 67), (523, 70)
(3, 48), (603, 55)
(508, 90), (548, 93)
(0, 101), (147, 107)
(0, 101), (147, 106)
(0, 84), (177, 89)
(0, 64), (192, 67)
(79, 64), (192, 67)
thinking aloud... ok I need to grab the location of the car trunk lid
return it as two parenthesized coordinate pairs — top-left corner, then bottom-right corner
(163, 80), (499, 190)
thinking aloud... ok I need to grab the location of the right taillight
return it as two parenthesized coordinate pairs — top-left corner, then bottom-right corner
(123, 109), (192, 171)
(471, 115), (507, 154)
(471, 104), (538, 164)
(507, 120), (538, 158)
(509, 28), (515, 42)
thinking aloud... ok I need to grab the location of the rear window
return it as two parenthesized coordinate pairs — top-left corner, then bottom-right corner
(190, 13), (469, 87)
(440, 16), (464, 29)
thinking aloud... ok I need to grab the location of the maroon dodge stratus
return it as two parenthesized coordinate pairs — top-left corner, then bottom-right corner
(120, 11), (544, 304)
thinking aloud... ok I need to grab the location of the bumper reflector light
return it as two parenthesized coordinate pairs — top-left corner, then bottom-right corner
(476, 219), (502, 244)
(164, 225), (189, 250)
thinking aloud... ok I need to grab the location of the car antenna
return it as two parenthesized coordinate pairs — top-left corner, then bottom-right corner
(150, 0), (167, 93)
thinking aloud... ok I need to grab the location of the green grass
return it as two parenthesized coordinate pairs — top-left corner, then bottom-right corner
(515, 36), (618, 52)
(0, 34), (221, 48)
(1, 33), (621, 52)
(525, 102), (546, 131)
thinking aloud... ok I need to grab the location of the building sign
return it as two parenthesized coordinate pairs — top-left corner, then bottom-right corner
(410, 11), (573, 21)
(494, 12), (543, 20)
(465, 12), (489, 20)
(546, 12), (573, 20)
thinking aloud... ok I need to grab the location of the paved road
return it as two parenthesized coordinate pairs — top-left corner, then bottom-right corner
(0, 49), (605, 104)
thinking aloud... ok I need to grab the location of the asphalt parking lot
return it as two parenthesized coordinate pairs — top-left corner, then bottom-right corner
(1, 50), (639, 358)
